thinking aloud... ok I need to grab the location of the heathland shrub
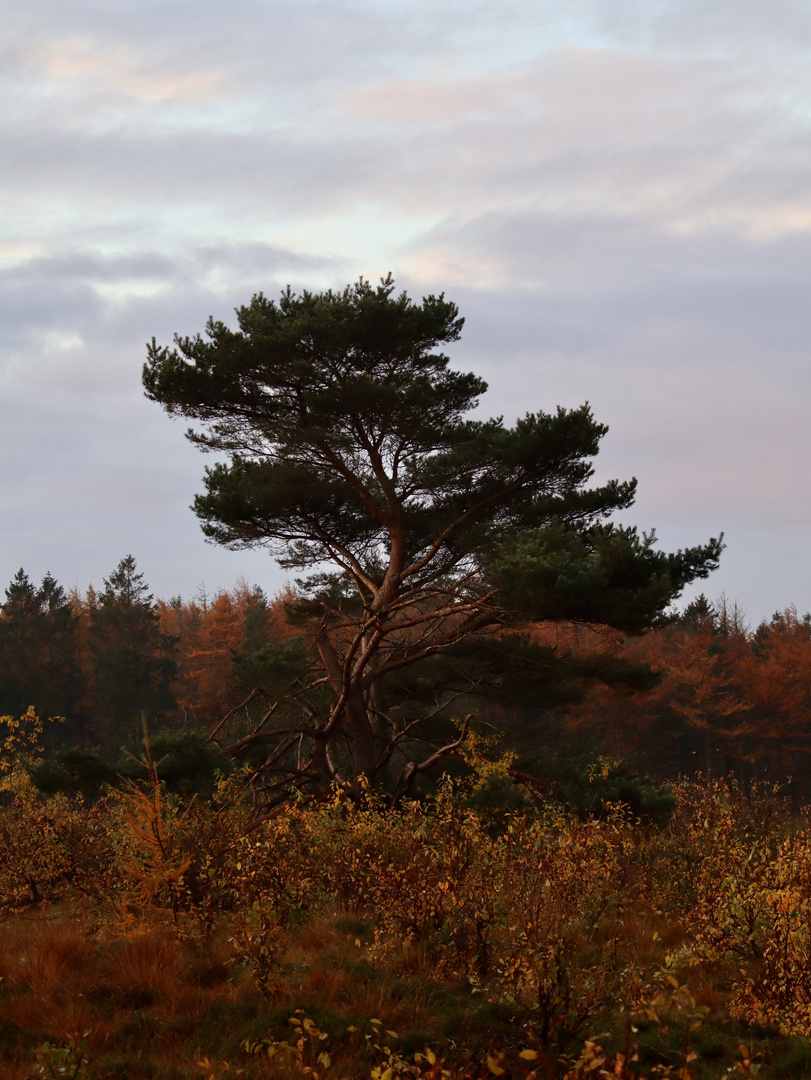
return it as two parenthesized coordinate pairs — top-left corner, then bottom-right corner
(529, 745), (677, 826)
(9, 724), (811, 1059)
(0, 712), (113, 907)
(666, 782), (811, 1036)
(31, 746), (117, 799)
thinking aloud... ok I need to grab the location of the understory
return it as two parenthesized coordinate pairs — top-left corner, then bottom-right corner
(1, 763), (811, 1078)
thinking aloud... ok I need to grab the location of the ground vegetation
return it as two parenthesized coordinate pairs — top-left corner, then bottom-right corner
(0, 715), (809, 1078)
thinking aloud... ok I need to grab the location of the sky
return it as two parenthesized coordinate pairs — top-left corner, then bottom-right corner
(2, 0), (810, 626)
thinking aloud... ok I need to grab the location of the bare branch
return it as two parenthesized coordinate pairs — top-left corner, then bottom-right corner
(391, 714), (473, 805)
(208, 688), (265, 745)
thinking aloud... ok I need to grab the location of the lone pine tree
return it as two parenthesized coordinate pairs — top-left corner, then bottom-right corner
(144, 276), (722, 804)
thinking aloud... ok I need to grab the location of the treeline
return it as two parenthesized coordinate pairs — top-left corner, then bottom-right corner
(546, 595), (811, 795)
(3, 557), (811, 793)
(0, 555), (292, 753)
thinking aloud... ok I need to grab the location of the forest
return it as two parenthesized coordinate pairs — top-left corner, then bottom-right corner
(3, 561), (811, 803)
(3, 279), (811, 1078)
(5, 568), (811, 1080)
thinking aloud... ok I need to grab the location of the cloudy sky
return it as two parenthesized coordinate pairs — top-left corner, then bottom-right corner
(2, 0), (810, 624)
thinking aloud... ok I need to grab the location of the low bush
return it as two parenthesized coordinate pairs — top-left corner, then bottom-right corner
(2, 714), (811, 1075)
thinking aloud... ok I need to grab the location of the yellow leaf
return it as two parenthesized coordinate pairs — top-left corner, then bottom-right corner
(487, 1053), (506, 1075)
(519, 1049), (538, 1060)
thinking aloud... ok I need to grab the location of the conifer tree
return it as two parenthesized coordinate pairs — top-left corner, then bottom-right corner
(0, 569), (84, 739)
(144, 277), (723, 803)
(87, 556), (176, 741)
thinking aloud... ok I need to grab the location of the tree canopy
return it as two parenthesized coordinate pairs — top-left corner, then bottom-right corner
(0, 569), (83, 740)
(144, 276), (723, 804)
(87, 555), (176, 740)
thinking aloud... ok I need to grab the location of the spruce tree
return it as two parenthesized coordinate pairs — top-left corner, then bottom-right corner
(0, 570), (85, 741)
(87, 556), (176, 742)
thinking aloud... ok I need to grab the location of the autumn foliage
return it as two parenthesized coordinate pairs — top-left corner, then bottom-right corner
(6, 570), (811, 1074)
(5, 555), (811, 803)
(1, 707), (811, 1078)
(550, 600), (811, 796)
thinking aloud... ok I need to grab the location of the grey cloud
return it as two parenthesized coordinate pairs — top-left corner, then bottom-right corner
(2, 20), (810, 248)
(0, 321), (286, 600)
(398, 211), (811, 619)
(0, 240), (338, 351)
(0, 126), (384, 218)
(2, 0), (430, 112)
(0, 280), (105, 352)
(418, 211), (811, 358)
(0, 251), (176, 283)
(188, 241), (341, 281)
(0, 243), (334, 288)
(342, 54), (811, 223)
(3, 0), (811, 622)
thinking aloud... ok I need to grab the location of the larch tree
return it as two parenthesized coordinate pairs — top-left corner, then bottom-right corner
(144, 276), (723, 805)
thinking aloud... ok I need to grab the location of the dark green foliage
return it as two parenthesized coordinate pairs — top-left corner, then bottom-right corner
(489, 523), (723, 635)
(679, 592), (719, 633)
(458, 770), (535, 822)
(0, 570), (85, 741)
(144, 277), (722, 805)
(240, 585), (274, 655)
(233, 638), (312, 702)
(529, 744), (677, 825)
(30, 729), (226, 800)
(30, 746), (116, 798)
(412, 634), (661, 712)
(118, 728), (227, 797)
(770, 1034), (811, 1078)
(87, 556), (177, 742)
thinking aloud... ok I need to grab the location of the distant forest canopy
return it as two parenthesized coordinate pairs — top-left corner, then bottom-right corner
(2, 554), (810, 795)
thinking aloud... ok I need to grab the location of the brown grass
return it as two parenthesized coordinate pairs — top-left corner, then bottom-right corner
(97, 926), (185, 996)
(0, 784), (807, 1079)
(0, 912), (93, 993)
(0, 908), (248, 1077)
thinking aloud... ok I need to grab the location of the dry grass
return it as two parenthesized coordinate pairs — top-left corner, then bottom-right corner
(0, 906), (799, 1080)
(2, 785), (811, 1078)
(0, 908), (248, 1078)
(0, 904), (521, 1078)
(97, 927), (186, 1001)
(0, 912), (93, 993)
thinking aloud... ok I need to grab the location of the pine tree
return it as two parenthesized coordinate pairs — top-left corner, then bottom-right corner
(144, 277), (723, 803)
